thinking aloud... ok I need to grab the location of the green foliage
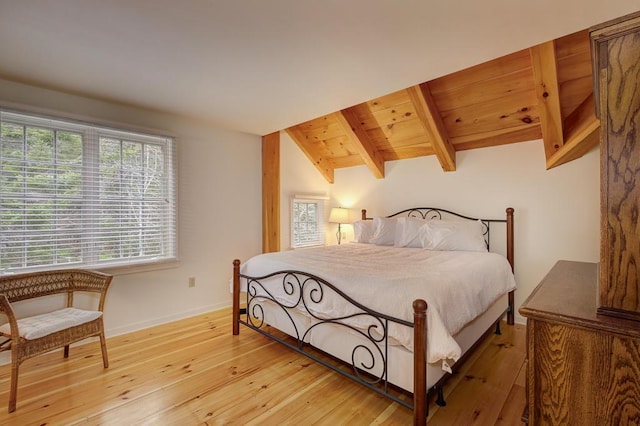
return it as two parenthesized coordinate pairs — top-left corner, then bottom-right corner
(1, 121), (168, 270)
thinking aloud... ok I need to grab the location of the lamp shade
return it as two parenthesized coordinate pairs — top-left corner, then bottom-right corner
(329, 207), (350, 224)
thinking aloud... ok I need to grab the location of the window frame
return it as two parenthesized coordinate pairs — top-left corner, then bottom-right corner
(290, 196), (326, 249)
(0, 108), (177, 275)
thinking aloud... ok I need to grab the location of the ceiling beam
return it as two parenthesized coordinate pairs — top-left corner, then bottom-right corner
(335, 109), (385, 179)
(262, 132), (280, 253)
(547, 93), (600, 169)
(285, 126), (335, 183)
(407, 84), (456, 171)
(530, 41), (564, 160)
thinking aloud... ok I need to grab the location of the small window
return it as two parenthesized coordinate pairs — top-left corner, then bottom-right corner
(291, 197), (325, 248)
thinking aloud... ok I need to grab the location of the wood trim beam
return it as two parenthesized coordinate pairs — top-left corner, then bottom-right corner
(407, 84), (456, 171)
(335, 109), (385, 179)
(285, 126), (335, 184)
(262, 132), (280, 253)
(530, 41), (564, 160)
(547, 94), (600, 169)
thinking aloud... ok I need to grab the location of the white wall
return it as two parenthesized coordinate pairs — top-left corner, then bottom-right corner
(280, 131), (332, 250)
(0, 79), (263, 336)
(0, 78), (601, 333)
(280, 135), (600, 324)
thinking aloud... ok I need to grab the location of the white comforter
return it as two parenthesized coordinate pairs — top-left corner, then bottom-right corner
(239, 243), (516, 364)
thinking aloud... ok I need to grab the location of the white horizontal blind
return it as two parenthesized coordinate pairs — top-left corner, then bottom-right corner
(0, 110), (177, 273)
(291, 196), (325, 248)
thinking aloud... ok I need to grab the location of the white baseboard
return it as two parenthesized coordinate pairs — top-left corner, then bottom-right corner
(104, 302), (227, 338)
(0, 302), (230, 366)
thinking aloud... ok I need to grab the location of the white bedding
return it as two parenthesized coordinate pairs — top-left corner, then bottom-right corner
(239, 242), (516, 364)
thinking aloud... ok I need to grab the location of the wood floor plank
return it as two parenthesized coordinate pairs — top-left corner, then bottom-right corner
(64, 336), (278, 425)
(495, 383), (526, 425)
(0, 308), (527, 425)
(427, 323), (526, 425)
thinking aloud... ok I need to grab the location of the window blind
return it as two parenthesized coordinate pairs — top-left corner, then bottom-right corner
(291, 196), (326, 248)
(0, 109), (177, 273)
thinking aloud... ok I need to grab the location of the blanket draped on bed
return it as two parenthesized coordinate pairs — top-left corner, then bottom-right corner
(239, 243), (516, 364)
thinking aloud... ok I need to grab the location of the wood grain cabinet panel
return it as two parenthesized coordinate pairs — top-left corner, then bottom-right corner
(592, 11), (640, 320)
(520, 261), (640, 425)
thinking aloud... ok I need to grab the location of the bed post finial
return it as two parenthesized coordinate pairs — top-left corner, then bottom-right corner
(413, 299), (428, 425)
(233, 259), (241, 335)
(361, 209), (367, 220)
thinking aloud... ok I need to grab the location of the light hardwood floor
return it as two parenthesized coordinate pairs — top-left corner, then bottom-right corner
(0, 308), (526, 425)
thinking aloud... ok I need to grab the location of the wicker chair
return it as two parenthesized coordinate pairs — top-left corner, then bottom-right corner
(0, 269), (112, 412)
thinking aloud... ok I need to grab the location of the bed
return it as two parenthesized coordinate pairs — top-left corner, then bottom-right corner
(232, 207), (515, 424)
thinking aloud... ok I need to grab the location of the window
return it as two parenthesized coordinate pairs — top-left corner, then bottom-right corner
(0, 110), (177, 273)
(291, 196), (326, 248)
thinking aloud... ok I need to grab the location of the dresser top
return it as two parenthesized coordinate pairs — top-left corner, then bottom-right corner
(519, 260), (640, 337)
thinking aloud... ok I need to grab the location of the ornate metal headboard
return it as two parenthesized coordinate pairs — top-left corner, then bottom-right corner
(361, 207), (514, 264)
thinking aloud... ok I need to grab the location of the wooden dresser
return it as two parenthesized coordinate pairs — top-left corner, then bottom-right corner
(519, 261), (640, 425)
(520, 11), (640, 425)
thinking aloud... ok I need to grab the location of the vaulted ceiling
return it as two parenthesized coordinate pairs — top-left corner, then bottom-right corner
(284, 30), (600, 183)
(1, 1), (636, 183)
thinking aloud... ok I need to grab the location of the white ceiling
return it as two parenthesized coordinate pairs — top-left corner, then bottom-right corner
(0, 1), (638, 136)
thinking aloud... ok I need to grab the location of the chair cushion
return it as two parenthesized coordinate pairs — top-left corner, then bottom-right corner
(0, 308), (102, 340)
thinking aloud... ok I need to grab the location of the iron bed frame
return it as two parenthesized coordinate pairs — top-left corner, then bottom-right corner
(232, 207), (515, 424)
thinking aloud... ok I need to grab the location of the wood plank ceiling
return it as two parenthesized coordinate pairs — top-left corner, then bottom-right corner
(284, 29), (599, 183)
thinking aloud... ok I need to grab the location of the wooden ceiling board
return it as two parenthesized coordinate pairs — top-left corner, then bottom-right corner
(323, 134), (354, 158)
(428, 49), (532, 95)
(452, 123), (543, 151)
(375, 131), (431, 150)
(366, 89), (411, 112)
(369, 101), (419, 129)
(350, 100), (418, 131)
(432, 67), (535, 113)
(442, 90), (539, 138)
(369, 118), (431, 147)
(381, 145), (435, 161)
(557, 59), (593, 120)
(562, 93), (598, 142)
(300, 121), (345, 142)
(294, 114), (334, 131)
(557, 55), (592, 83)
(554, 30), (591, 58)
(559, 78), (595, 121)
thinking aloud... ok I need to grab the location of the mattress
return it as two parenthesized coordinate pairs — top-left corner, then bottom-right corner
(239, 242), (516, 364)
(249, 293), (508, 392)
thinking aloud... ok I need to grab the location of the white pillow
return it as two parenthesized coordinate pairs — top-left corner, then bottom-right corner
(369, 217), (398, 246)
(419, 220), (487, 252)
(394, 217), (428, 248)
(353, 220), (375, 243)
